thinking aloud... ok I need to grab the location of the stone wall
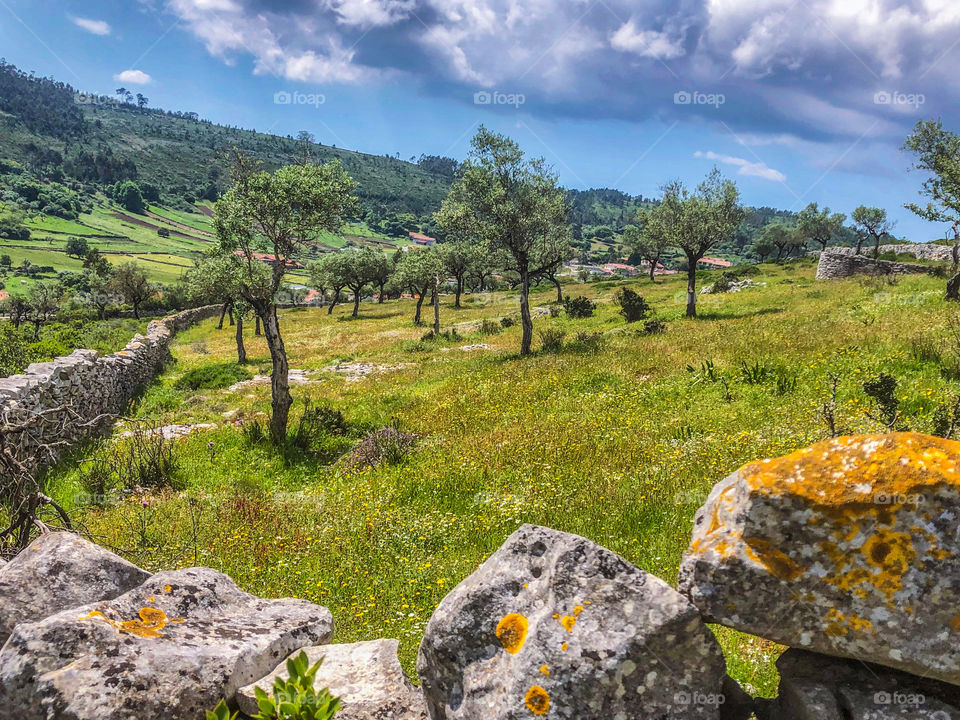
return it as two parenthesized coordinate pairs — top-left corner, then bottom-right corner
(815, 250), (932, 280)
(827, 243), (954, 262)
(0, 304), (219, 473)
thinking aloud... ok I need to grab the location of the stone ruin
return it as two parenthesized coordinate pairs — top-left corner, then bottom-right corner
(816, 250), (933, 281)
(2, 431), (960, 719)
(0, 304), (219, 474)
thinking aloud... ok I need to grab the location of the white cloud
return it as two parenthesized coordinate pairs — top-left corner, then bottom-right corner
(71, 16), (111, 35)
(611, 21), (685, 60)
(326, 0), (415, 28)
(113, 70), (152, 84)
(694, 150), (787, 182)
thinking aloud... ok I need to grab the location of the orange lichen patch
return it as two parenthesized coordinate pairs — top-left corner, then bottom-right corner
(740, 433), (960, 505)
(558, 605), (584, 632)
(950, 615), (960, 633)
(162, 585), (173, 593)
(525, 686), (550, 715)
(540, 665), (550, 676)
(496, 613), (529, 654)
(561, 642), (568, 651)
(823, 608), (874, 639)
(743, 538), (806, 581)
(80, 607), (184, 638)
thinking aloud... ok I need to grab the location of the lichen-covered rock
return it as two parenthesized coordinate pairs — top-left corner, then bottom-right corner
(0, 567), (333, 720)
(679, 433), (960, 685)
(0, 531), (150, 644)
(418, 524), (727, 720)
(757, 649), (960, 719)
(237, 639), (427, 719)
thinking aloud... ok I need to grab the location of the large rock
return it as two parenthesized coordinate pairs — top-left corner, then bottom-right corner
(418, 524), (727, 720)
(0, 567), (333, 720)
(679, 433), (960, 685)
(237, 639), (428, 719)
(0, 531), (150, 644)
(758, 649), (960, 719)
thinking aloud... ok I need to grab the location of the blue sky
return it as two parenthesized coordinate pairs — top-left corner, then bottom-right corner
(2, 0), (958, 239)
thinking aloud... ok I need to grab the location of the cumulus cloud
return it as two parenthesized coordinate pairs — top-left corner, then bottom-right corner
(113, 70), (152, 84)
(71, 16), (111, 35)
(694, 150), (787, 182)
(160, 0), (960, 142)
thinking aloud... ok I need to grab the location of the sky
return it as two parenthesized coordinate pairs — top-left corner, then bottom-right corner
(1, 0), (959, 240)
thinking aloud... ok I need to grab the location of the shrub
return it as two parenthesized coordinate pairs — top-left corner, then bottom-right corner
(420, 329), (461, 342)
(571, 330), (606, 352)
(251, 651), (341, 720)
(343, 428), (417, 470)
(479, 319), (502, 335)
(863, 373), (901, 428)
(548, 304), (562, 318)
(289, 401), (349, 453)
(710, 275), (734, 294)
(642, 318), (665, 335)
(614, 288), (650, 323)
(83, 420), (180, 493)
(538, 328), (566, 352)
(561, 295), (596, 319)
(500, 316), (516, 328)
(175, 362), (252, 391)
(205, 700), (237, 720)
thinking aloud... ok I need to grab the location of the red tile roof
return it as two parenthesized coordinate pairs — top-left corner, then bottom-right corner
(699, 256), (733, 268)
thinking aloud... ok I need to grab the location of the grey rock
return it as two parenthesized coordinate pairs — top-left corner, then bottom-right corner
(238, 639), (427, 720)
(0, 566), (333, 720)
(679, 433), (960, 686)
(757, 649), (960, 720)
(418, 524), (727, 720)
(0, 531), (150, 645)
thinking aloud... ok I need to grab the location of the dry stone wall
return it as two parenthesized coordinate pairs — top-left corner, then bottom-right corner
(816, 250), (932, 280)
(828, 243), (954, 261)
(0, 304), (219, 473)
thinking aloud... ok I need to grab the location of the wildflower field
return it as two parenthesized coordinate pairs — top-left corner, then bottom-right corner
(47, 257), (960, 695)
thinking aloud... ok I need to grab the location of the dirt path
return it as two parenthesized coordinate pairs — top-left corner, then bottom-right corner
(109, 212), (212, 243)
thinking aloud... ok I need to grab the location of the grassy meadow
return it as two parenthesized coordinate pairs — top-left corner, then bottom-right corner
(45, 259), (960, 695)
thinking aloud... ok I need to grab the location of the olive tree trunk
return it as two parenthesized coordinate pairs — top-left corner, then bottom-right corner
(235, 314), (246, 363)
(519, 264), (533, 355)
(685, 259), (698, 318)
(258, 305), (291, 444)
(433, 276), (441, 334)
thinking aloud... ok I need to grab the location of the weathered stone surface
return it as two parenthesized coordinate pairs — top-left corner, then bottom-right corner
(0, 567), (333, 720)
(757, 649), (960, 720)
(827, 243), (954, 262)
(237, 639), (428, 719)
(0, 531), (150, 645)
(679, 433), (960, 685)
(418, 524), (727, 720)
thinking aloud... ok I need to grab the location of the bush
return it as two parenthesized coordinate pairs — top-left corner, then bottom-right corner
(571, 330), (606, 352)
(614, 287), (650, 323)
(83, 420), (180, 493)
(562, 295), (596, 319)
(500, 315), (516, 328)
(479, 319), (502, 335)
(642, 318), (665, 335)
(538, 328), (566, 352)
(343, 428), (417, 470)
(289, 401), (350, 454)
(175, 362), (252, 391)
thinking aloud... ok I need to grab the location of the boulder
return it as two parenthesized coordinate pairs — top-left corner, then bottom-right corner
(679, 433), (960, 685)
(237, 639), (428, 719)
(0, 567), (333, 720)
(418, 524), (727, 720)
(0, 531), (150, 644)
(757, 649), (960, 719)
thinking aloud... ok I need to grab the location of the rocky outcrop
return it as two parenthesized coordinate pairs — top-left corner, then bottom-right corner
(758, 649), (960, 720)
(418, 524), (727, 720)
(679, 433), (960, 685)
(237, 639), (428, 719)
(816, 251), (931, 280)
(0, 567), (333, 720)
(0, 304), (219, 475)
(0, 531), (150, 644)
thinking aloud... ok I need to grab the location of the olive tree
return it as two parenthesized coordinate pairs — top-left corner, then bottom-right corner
(437, 127), (571, 354)
(796, 203), (846, 252)
(624, 204), (672, 280)
(214, 155), (358, 442)
(109, 261), (154, 319)
(851, 206), (894, 259)
(903, 119), (960, 297)
(395, 247), (444, 327)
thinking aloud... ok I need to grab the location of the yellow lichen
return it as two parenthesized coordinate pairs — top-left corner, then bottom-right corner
(743, 537), (806, 581)
(496, 613), (529, 654)
(525, 686), (550, 715)
(561, 642), (568, 651)
(558, 605), (584, 632)
(80, 607), (184, 638)
(540, 664), (550, 676)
